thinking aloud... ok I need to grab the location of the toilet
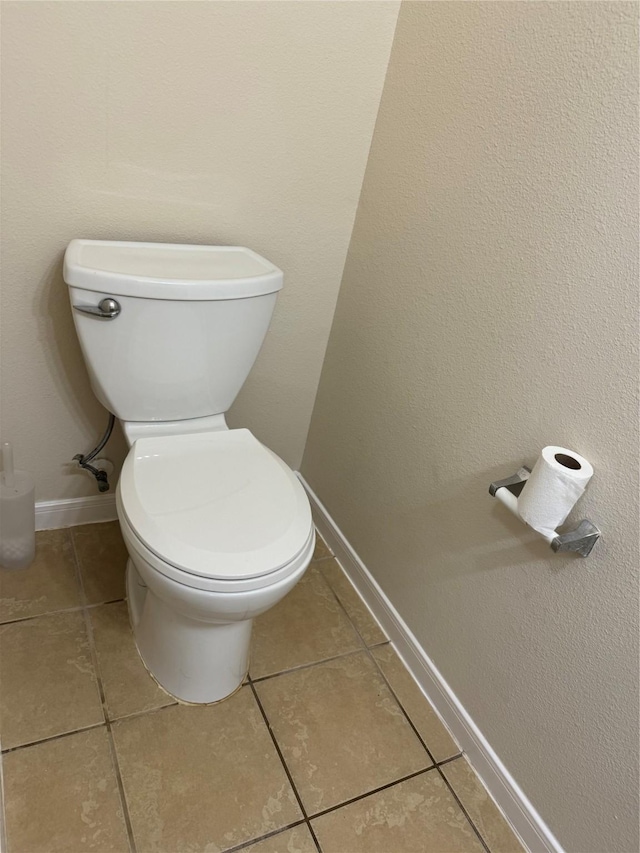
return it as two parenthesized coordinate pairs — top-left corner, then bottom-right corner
(63, 240), (315, 704)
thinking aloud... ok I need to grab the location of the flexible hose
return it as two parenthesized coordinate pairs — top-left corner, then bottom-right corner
(73, 412), (115, 491)
(80, 413), (115, 464)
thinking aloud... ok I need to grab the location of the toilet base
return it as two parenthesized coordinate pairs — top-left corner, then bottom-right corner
(126, 561), (252, 704)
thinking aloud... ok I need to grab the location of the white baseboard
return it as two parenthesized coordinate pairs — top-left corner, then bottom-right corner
(36, 495), (118, 530)
(298, 473), (564, 853)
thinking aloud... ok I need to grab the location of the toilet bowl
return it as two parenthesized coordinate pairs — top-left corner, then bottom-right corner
(116, 428), (314, 704)
(63, 240), (315, 703)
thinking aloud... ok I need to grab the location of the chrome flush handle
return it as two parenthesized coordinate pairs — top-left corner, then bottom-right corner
(73, 297), (121, 319)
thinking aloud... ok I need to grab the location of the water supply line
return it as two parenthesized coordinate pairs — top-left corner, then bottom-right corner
(73, 413), (115, 492)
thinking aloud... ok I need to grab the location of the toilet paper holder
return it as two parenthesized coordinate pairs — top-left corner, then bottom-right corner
(489, 467), (600, 557)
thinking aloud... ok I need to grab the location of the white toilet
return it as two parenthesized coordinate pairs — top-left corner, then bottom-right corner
(63, 240), (315, 704)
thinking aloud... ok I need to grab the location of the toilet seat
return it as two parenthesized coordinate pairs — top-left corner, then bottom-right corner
(118, 506), (315, 594)
(118, 428), (313, 592)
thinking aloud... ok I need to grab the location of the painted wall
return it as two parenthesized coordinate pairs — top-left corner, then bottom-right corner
(0, 0), (399, 500)
(302, 3), (639, 851)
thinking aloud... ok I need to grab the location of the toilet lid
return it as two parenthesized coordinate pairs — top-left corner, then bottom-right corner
(118, 429), (312, 580)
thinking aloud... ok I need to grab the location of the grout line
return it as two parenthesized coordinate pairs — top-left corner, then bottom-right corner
(1, 723), (107, 755)
(0, 605), (86, 627)
(307, 766), (436, 822)
(108, 701), (179, 726)
(87, 598), (126, 609)
(318, 559), (455, 765)
(103, 724), (137, 853)
(0, 597), (126, 627)
(319, 560), (490, 853)
(314, 563), (387, 650)
(220, 819), (308, 853)
(0, 703), (185, 756)
(309, 820), (324, 851)
(248, 682), (323, 853)
(437, 753), (464, 767)
(364, 643), (438, 764)
(69, 531), (138, 853)
(317, 565), (441, 768)
(250, 647), (364, 684)
(304, 760), (490, 853)
(68, 530), (107, 718)
(436, 763), (492, 853)
(367, 639), (391, 649)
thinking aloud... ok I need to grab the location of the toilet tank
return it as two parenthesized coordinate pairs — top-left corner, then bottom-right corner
(63, 240), (282, 422)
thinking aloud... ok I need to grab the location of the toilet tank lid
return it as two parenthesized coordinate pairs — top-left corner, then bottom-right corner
(63, 240), (283, 300)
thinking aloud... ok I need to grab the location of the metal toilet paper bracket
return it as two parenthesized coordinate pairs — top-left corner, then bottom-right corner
(489, 467), (601, 557)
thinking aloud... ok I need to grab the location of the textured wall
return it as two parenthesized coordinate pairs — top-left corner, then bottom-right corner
(302, 3), (639, 851)
(0, 0), (399, 500)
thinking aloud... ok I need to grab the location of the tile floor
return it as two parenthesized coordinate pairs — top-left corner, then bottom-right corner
(0, 523), (525, 853)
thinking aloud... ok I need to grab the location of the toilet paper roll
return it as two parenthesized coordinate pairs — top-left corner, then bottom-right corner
(517, 446), (593, 540)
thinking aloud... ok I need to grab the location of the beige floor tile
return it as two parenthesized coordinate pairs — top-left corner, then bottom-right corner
(255, 651), (430, 815)
(3, 727), (129, 853)
(72, 521), (128, 604)
(251, 566), (362, 679)
(312, 770), (485, 853)
(0, 611), (103, 749)
(112, 687), (302, 851)
(90, 602), (173, 720)
(319, 559), (387, 646)
(443, 758), (525, 853)
(243, 824), (317, 853)
(372, 644), (459, 762)
(312, 531), (333, 561)
(0, 529), (81, 623)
